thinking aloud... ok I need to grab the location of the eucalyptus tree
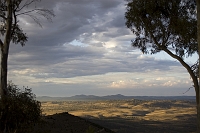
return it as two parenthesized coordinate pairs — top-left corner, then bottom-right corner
(0, 0), (54, 100)
(125, 0), (199, 131)
(0, 0), (54, 132)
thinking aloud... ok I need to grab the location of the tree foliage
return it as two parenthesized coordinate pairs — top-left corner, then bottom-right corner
(125, 0), (197, 57)
(0, 1), (54, 132)
(125, 0), (199, 131)
(0, 0), (55, 47)
(0, 0), (54, 101)
(125, 0), (199, 95)
(0, 81), (41, 133)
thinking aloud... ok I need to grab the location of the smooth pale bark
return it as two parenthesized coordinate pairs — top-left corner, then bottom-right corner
(197, 0), (200, 132)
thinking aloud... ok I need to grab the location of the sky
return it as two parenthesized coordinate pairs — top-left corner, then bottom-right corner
(6, 0), (197, 97)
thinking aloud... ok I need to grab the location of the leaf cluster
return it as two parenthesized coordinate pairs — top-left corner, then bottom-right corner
(0, 81), (42, 133)
(125, 0), (197, 58)
(0, 0), (55, 46)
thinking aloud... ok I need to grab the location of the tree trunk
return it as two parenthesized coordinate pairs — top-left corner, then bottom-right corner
(0, 0), (12, 132)
(0, 46), (9, 100)
(0, 0), (12, 100)
(0, 47), (9, 133)
(197, 0), (200, 132)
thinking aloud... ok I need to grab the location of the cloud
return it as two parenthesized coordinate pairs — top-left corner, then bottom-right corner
(5, 0), (196, 96)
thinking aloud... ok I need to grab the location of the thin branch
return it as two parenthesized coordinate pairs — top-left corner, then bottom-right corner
(25, 14), (42, 27)
(16, 8), (55, 19)
(16, 8), (55, 28)
(163, 31), (170, 46)
(0, 14), (6, 20)
(11, 7), (18, 37)
(35, 9), (55, 21)
(0, 10), (6, 19)
(16, 0), (36, 12)
(191, 60), (199, 70)
(13, 1), (22, 11)
(16, 9), (37, 16)
(142, 18), (199, 98)
(183, 86), (193, 94)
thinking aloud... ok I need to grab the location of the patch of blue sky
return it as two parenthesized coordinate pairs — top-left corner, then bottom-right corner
(151, 51), (198, 66)
(69, 39), (88, 47)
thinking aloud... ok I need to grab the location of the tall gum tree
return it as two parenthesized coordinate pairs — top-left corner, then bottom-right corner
(125, 0), (200, 131)
(0, 0), (54, 132)
(0, 0), (54, 129)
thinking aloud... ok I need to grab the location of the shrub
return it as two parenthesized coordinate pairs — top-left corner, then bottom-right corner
(0, 81), (42, 133)
(85, 126), (95, 133)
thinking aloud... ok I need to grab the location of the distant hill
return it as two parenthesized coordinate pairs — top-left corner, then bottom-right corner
(36, 94), (196, 101)
(102, 94), (134, 100)
(61, 95), (104, 101)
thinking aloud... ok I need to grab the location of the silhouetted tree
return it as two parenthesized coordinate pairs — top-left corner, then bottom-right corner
(0, 0), (54, 100)
(125, 0), (200, 131)
(0, 0), (54, 132)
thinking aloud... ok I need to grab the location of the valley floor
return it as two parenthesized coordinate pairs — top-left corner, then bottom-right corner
(41, 99), (197, 133)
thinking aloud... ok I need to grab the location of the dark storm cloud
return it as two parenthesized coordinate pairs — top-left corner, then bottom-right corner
(9, 44), (180, 79)
(9, 0), (130, 72)
(9, 44), (105, 67)
(16, 0), (124, 47)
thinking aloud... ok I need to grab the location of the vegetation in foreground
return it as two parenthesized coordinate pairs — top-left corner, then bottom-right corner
(0, 82), (42, 133)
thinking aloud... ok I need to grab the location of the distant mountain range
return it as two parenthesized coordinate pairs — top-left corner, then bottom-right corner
(36, 94), (196, 101)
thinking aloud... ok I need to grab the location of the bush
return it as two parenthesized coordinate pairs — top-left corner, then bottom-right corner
(0, 81), (42, 133)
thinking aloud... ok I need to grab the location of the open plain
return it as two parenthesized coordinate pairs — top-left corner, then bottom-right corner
(40, 99), (197, 133)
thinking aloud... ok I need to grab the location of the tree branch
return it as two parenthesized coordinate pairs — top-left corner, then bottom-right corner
(11, 6), (17, 37)
(162, 47), (194, 77)
(144, 20), (199, 101)
(16, 0), (36, 12)
(4, 0), (13, 51)
(162, 46), (199, 100)
(16, 9), (37, 16)
(183, 86), (193, 94)
(16, 8), (55, 20)
(24, 13), (42, 27)
(15, 8), (55, 28)
(0, 14), (7, 20)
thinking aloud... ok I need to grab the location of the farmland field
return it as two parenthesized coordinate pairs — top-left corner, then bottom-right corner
(41, 99), (197, 133)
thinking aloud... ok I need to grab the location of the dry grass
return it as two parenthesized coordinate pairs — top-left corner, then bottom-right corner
(41, 100), (196, 121)
(40, 99), (197, 133)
